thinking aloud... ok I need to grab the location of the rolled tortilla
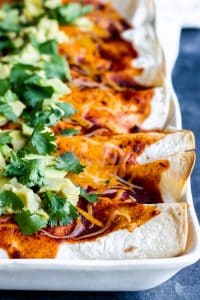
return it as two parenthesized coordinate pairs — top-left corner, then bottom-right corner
(137, 129), (195, 163)
(56, 203), (188, 259)
(141, 87), (170, 130)
(122, 25), (165, 87)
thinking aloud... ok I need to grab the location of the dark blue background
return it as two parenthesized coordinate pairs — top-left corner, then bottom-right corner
(0, 28), (199, 300)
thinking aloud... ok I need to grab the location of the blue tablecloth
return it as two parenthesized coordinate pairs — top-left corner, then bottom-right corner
(0, 28), (199, 299)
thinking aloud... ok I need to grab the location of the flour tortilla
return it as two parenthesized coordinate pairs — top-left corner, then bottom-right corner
(142, 87), (170, 130)
(137, 130), (195, 163)
(125, 151), (195, 203)
(159, 151), (195, 202)
(56, 203), (188, 259)
(110, 0), (165, 87)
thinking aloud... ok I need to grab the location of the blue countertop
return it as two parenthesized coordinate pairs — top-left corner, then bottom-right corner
(0, 28), (199, 299)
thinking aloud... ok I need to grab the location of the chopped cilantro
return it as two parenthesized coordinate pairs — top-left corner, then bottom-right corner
(10, 64), (37, 86)
(27, 123), (56, 155)
(33, 106), (64, 127)
(0, 35), (15, 54)
(14, 210), (47, 235)
(42, 191), (78, 227)
(0, 132), (12, 145)
(0, 101), (17, 121)
(22, 105), (65, 127)
(57, 102), (76, 117)
(39, 39), (58, 55)
(51, 3), (93, 25)
(0, 6), (21, 33)
(9, 65), (54, 109)
(0, 190), (24, 213)
(0, 79), (10, 96)
(3, 151), (45, 188)
(55, 152), (84, 174)
(3, 151), (25, 177)
(44, 54), (71, 81)
(80, 188), (100, 203)
(23, 84), (54, 109)
(61, 128), (80, 136)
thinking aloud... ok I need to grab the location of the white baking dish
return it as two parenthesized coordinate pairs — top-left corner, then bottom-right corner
(0, 88), (198, 291)
(0, 0), (199, 291)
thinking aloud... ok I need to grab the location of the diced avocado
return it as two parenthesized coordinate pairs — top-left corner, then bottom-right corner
(24, 0), (44, 21)
(0, 144), (11, 159)
(0, 115), (8, 126)
(22, 123), (34, 136)
(10, 130), (26, 151)
(0, 176), (9, 187)
(41, 177), (80, 206)
(42, 78), (70, 97)
(0, 63), (11, 79)
(74, 17), (93, 30)
(3, 181), (41, 213)
(24, 154), (54, 166)
(44, 167), (66, 179)
(16, 189), (40, 213)
(37, 209), (49, 221)
(19, 44), (41, 65)
(0, 152), (6, 170)
(9, 100), (25, 118)
(44, 0), (61, 9)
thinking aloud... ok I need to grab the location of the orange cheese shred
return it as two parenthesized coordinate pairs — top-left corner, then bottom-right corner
(77, 207), (104, 227)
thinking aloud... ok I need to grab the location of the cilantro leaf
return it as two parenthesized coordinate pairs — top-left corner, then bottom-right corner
(52, 3), (93, 25)
(0, 35), (15, 54)
(3, 151), (24, 177)
(23, 84), (54, 109)
(39, 39), (58, 55)
(0, 101), (17, 121)
(42, 191), (78, 227)
(27, 123), (56, 155)
(23, 102), (76, 127)
(44, 55), (71, 81)
(33, 106), (64, 127)
(61, 128), (80, 136)
(80, 188), (100, 203)
(9, 65), (52, 109)
(55, 152), (84, 174)
(3, 151), (45, 188)
(20, 159), (45, 188)
(0, 7), (21, 33)
(22, 105), (63, 127)
(0, 79), (10, 96)
(14, 210), (47, 235)
(10, 64), (37, 86)
(0, 132), (12, 145)
(57, 102), (76, 117)
(0, 190), (24, 213)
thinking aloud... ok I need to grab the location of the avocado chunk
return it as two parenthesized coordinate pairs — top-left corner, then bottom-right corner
(41, 177), (80, 206)
(2, 180), (41, 213)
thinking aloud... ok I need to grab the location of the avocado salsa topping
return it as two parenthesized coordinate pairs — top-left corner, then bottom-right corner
(0, 0), (97, 235)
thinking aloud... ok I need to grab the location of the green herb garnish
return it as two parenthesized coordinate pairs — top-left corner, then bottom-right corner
(61, 128), (80, 136)
(0, 190), (24, 213)
(27, 122), (56, 155)
(80, 188), (100, 203)
(14, 210), (47, 235)
(42, 191), (78, 227)
(55, 152), (84, 174)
